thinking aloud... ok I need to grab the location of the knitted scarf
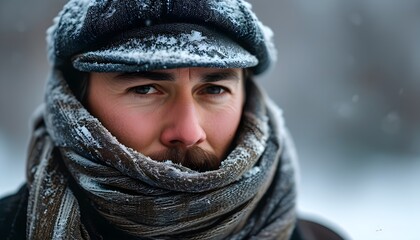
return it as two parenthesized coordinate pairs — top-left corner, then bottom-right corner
(26, 69), (297, 239)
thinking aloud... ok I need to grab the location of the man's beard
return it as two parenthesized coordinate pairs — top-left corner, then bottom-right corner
(148, 146), (220, 172)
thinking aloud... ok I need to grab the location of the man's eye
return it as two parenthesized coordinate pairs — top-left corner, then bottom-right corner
(131, 85), (159, 95)
(202, 86), (226, 95)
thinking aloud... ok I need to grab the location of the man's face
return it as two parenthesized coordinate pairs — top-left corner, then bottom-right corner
(87, 67), (245, 171)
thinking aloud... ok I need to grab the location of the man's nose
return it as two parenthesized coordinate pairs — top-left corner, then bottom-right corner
(160, 99), (206, 148)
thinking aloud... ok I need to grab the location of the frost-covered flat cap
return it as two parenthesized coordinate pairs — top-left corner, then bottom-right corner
(48, 0), (277, 75)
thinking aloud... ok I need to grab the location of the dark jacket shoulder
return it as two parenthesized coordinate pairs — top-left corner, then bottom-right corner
(291, 218), (346, 240)
(0, 185), (28, 240)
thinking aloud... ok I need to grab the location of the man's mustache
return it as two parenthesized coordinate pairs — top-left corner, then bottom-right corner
(148, 146), (220, 172)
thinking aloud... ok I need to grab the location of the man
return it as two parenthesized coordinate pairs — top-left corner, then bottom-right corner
(0, 0), (344, 239)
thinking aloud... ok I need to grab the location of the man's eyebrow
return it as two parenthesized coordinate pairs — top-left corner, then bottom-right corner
(114, 70), (241, 82)
(202, 71), (241, 82)
(115, 72), (175, 81)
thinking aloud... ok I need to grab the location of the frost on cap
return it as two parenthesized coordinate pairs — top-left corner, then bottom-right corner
(46, 0), (277, 75)
(72, 23), (259, 72)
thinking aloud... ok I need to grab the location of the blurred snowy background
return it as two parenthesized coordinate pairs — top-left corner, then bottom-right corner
(1, 0), (419, 239)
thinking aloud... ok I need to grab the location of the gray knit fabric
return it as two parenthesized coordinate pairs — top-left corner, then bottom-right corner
(47, 0), (277, 74)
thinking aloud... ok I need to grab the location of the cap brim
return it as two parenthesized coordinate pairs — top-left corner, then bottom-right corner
(72, 23), (258, 72)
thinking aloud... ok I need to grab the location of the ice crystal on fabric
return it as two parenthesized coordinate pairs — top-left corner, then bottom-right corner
(258, 21), (278, 63)
(88, 30), (255, 66)
(243, 166), (261, 178)
(210, 0), (245, 27)
(46, 15), (60, 64)
(60, 0), (92, 35)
